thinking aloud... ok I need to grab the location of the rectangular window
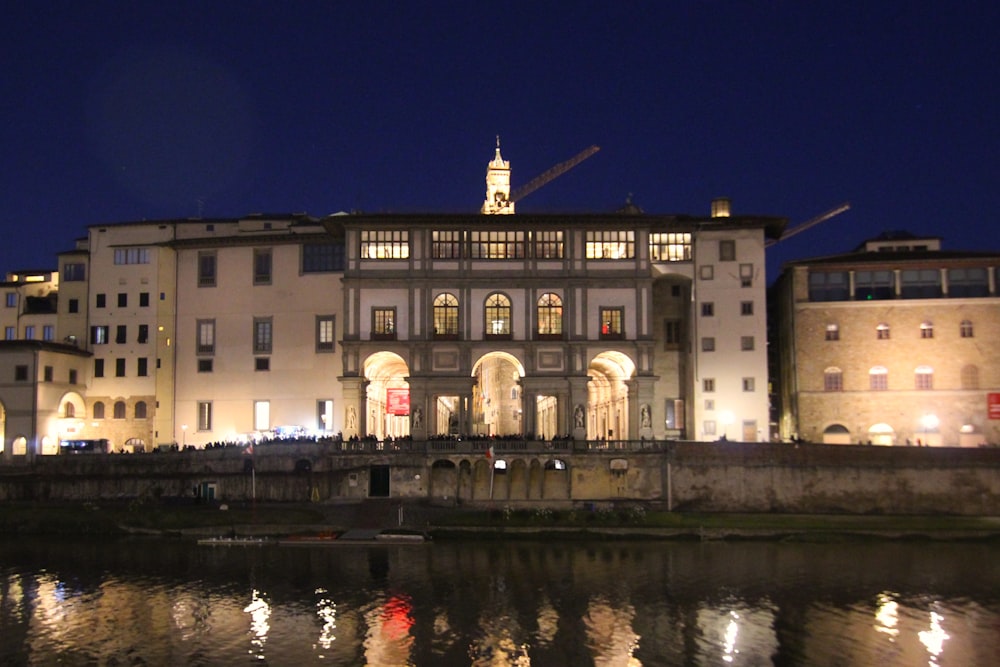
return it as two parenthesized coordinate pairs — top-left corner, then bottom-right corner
(4, 293), (15, 308)
(900, 269), (942, 299)
(197, 401), (213, 431)
(253, 248), (272, 285)
(703, 378), (715, 392)
(740, 263), (754, 287)
(742, 377), (755, 392)
(599, 307), (624, 339)
(915, 372), (933, 390)
(43, 325), (54, 341)
(4, 326), (14, 340)
(115, 358), (126, 377)
(649, 232), (692, 261)
(62, 263), (86, 281)
(198, 251), (217, 287)
(870, 373), (888, 391)
(699, 265), (714, 280)
(854, 270), (895, 300)
(701, 302), (714, 317)
(740, 301), (754, 316)
(197, 319), (215, 355)
(255, 357), (270, 371)
(470, 230), (525, 259)
(117, 293), (127, 308)
(533, 230), (564, 259)
(809, 271), (850, 302)
(586, 230), (634, 259)
(113, 247), (150, 265)
(24, 325), (35, 340)
(316, 315), (335, 352)
(360, 230), (410, 259)
(14, 365), (28, 382)
(701, 337), (715, 351)
(254, 401), (270, 431)
(703, 420), (717, 436)
(91, 325), (109, 345)
(719, 240), (736, 261)
(116, 325), (127, 344)
(663, 319), (682, 349)
(69, 369), (77, 384)
(43, 366), (53, 382)
(94, 358), (104, 378)
(372, 308), (396, 340)
(137, 357), (148, 377)
(68, 298), (79, 314)
(302, 242), (345, 273)
(741, 336), (755, 351)
(96, 293), (106, 308)
(139, 292), (150, 307)
(948, 267), (989, 298)
(704, 399), (715, 411)
(825, 371), (843, 392)
(318, 399), (334, 431)
(432, 230), (463, 259)
(664, 399), (684, 430)
(825, 324), (840, 341)
(137, 324), (149, 343)
(253, 317), (273, 354)
(197, 358), (213, 373)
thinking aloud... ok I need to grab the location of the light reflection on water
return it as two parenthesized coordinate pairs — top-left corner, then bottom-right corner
(0, 537), (997, 665)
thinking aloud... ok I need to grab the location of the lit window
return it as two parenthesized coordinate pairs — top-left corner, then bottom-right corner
(649, 232), (691, 261)
(869, 366), (888, 390)
(599, 307), (624, 338)
(373, 308), (396, 339)
(432, 230), (462, 259)
(470, 230), (526, 259)
(586, 230), (634, 259)
(537, 293), (563, 336)
(197, 401), (213, 431)
(316, 315), (336, 352)
(433, 293), (459, 337)
(876, 323), (890, 340)
(196, 320), (215, 355)
(920, 321), (933, 339)
(824, 367), (843, 392)
(361, 230), (409, 259)
(91, 325), (109, 345)
(485, 294), (512, 337)
(533, 230), (564, 259)
(825, 324), (840, 341)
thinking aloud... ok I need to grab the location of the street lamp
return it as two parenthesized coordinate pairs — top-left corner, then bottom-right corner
(719, 410), (734, 441)
(920, 414), (939, 447)
(181, 424), (188, 448)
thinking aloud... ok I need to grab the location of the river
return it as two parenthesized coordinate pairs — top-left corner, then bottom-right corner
(0, 536), (996, 665)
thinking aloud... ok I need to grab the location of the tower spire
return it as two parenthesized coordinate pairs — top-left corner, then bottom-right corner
(482, 136), (514, 215)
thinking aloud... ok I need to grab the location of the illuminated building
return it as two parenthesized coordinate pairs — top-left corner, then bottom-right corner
(0, 145), (784, 457)
(772, 231), (1000, 446)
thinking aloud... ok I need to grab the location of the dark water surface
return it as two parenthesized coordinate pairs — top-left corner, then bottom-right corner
(0, 536), (997, 666)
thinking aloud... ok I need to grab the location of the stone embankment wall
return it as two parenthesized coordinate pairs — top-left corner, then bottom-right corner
(0, 441), (997, 515)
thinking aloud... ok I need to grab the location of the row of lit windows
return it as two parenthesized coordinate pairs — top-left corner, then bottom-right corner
(821, 365), (980, 391)
(89, 324), (150, 345)
(4, 325), (55, 341)
(197, 243), (346, 287)
(428, 293), (622, 339)
(824, 320), (974, 341)
(809, 267), (994, 301)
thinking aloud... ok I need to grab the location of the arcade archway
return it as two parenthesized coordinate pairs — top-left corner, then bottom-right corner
(587, 351), (635, 441)
(363, 352), (411, 440)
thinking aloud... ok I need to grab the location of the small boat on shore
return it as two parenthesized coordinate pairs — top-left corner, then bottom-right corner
(197, 536), (271, 547)
(278, 528), (431, 546)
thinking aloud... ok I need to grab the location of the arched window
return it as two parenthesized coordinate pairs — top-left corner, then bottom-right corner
(824, 367), (843, 392)
(825, 323), (839, 341)
(876, 323), (890, 340)
(961, 364), (979, 390)
(432, 293), (459, 337)
(536, 293), (563, 337)
(64, 403), (75, 418)
(135, 401), (147, 419)
(960, 320), (974, 338)
(915, 366), (933, 390)
(869, 366), (888, 391)
(113, 401), (126, 419)
(485, 293), (511, 337)
(920, 321), (934, 339)
(93, 401), (105, 419)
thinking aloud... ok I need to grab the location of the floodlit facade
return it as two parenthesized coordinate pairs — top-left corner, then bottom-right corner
(772, 231), (1000, 446)
(0, 145), (784, 459)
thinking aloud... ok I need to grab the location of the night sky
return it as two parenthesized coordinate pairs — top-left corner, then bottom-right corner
(2, 1), (997, 282)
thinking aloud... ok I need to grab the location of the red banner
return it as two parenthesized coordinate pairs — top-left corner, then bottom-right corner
(386, 388), (410, 415)
(989, 393), (1000, 420)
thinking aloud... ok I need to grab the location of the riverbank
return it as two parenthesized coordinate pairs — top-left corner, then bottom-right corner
(1, 500), (999, 541)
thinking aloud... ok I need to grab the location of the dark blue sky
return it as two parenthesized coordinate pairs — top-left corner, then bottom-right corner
(2, 1), (997, 281)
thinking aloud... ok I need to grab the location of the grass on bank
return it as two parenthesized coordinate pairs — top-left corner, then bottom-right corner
(0, 500), (997, 538)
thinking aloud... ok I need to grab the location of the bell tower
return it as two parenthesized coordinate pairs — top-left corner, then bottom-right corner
(481, 136), (514, 215)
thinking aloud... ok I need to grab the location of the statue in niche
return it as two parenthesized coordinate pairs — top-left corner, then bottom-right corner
(574, 404), (585, 429)
(641, 404), (651, 428)
(412, 406), (423, 429)
(346, 406), (356, 430)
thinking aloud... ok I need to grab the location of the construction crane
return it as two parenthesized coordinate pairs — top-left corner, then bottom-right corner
(509, 145), (600, 203)
(765, 202), (852, 247)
